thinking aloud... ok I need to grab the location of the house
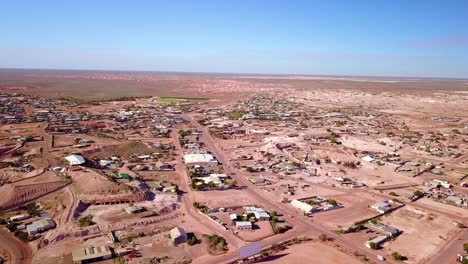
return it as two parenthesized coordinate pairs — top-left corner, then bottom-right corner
(229, 213), (238, 221)
(65, 154), (85, 166)
(26, 217), (56, 235)
(9, 214), (30, 222)
(365, 236), (388, 248)
(371, 200), (394, 213)
(432, 179), (451, 189)
(246, 129), (270, 135)
(72, 245), (112, 264)
(254, 211), (270, 221)
(154, 161), (174, 171)
(236, 221), (252, 231)
(146, 181), (163, 191)
(367, 222), (399, 237)
(291, 199), (315, 214)
(125, 205), (145, 214)
(361, 155), (375, 162)
(244, 206), (270, 221)
(163, 185), (178, 193)
(170, 227), (187, 245)
(183, 153), (218, 167)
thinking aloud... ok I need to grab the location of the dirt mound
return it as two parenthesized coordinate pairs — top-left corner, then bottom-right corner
(0, 181), (68, 211)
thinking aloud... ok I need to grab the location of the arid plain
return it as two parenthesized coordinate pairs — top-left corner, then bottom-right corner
(0, 69), (467, 264)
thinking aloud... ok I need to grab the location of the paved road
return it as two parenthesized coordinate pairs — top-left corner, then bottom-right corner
(0, 229), (32, 264)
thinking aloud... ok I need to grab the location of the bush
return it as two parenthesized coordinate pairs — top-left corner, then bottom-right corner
(14, 230), (29, 242)
(464, 242), (468, 253)
(391, 251), (404, 261)
(203, 234), (228, 254)
(6, 222), (18, 232)
(78, 215), (95, 227)
(369, 242), (378, 250)
(326, 199), (338, 206)
(273, 225), (291, 234)
(318, 233), (328, 242)
(187, 233), (198, 246)
(0, 218), (6, 225)
(389, 192), (397, 196)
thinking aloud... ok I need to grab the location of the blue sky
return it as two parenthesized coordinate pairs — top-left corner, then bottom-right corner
(1, 0), (467, 77)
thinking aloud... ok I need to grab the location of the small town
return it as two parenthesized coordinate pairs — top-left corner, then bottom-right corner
(0, 86), (467, 264)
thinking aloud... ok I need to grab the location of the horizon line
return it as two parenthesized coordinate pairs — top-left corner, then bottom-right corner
(0, 67), (467, 81)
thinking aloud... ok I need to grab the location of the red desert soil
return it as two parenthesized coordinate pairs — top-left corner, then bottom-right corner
(264, 242), (363, 264)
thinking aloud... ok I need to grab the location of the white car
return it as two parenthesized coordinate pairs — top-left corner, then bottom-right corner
(377, 255), (385, 261)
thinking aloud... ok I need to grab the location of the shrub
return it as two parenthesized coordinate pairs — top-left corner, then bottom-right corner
(78, 215), (95, 227)
(187, 233), (198, 246)
(318, 233), (328, 242)
(391, 251), (404, 261)
(14, 230), (29, 242)
(369, 242), (378, 250)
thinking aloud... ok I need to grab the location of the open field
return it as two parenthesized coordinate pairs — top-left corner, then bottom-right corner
(264, 241), (364, 264)
(381, 206), (465, 263)
(1, 69), (468, 101)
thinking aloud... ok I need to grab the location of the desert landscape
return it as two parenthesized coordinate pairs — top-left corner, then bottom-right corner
(0, 69), (466, 264)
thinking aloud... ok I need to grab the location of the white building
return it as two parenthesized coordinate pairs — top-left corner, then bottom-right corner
(291, 199), (316, 214)
(65, 154), (85, 166)
(72, 245), (112, 264)
(26, 217), (56, 235)
(10, 214), (30, 222)
(229, 213), (238, 221)
(366, 236), (388, 248)
(170, 226), (187, 245)
(361, 155), (375, 162)
(236, 221), (252, 231)
(183, 153), (218, 167)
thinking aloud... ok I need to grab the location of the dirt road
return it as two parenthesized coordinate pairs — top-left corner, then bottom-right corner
(182, 115), (387, 264)
(0, 228), (32, 264)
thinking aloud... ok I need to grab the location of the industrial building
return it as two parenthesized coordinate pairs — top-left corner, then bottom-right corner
(72, 245), (112, 264)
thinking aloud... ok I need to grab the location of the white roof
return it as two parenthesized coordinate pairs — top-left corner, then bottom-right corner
(291, 199), (314, 213)
(361, 155), (375, 162)
(183, 153), (218, 164)
(229, 213), (238, 220)
(236, 221), (252, 228)
(170, 226), (186, 239)
(65, 154), (85, 165)
(254, 211), (270, 219)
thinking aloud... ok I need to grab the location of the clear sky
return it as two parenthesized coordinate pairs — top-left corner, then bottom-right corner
(1, 0), (467, 78)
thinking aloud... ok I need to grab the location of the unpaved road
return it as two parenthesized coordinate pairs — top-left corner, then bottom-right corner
(0, 228), (32, 264)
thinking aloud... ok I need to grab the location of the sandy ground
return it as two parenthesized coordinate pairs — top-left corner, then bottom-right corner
(263, 241), (363, 264)
(236, 221), (274, 242)
(380, 205), (463, 263)
(313, 192), (382, 229)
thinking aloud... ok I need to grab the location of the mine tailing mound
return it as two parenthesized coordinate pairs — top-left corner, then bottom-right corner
(0, 180), (68, 211)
